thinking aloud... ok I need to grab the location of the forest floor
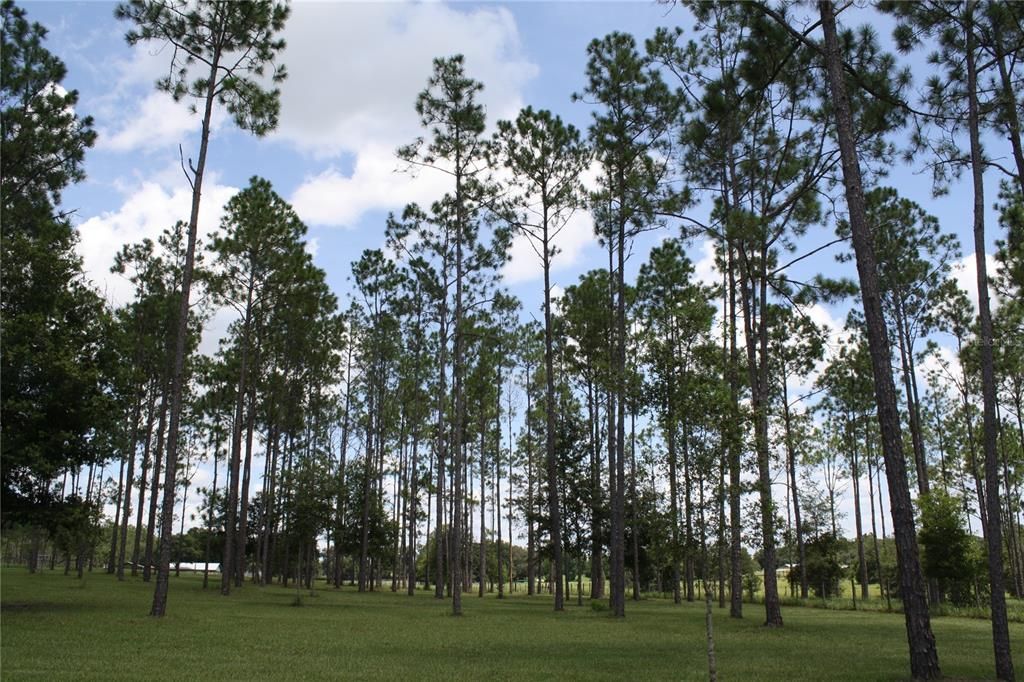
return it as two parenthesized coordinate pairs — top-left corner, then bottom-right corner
(1, 568), (1021, 680)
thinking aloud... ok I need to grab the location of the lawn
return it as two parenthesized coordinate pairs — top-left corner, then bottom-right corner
(1, 569), (1021, 680)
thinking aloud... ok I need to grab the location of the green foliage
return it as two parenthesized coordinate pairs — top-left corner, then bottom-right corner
(0, 0), (112, 525)
(115, 0), (289, 136)
(800, 532), (850, 599)
(0, 0), (96, 224)
(918, 490), (984, 607)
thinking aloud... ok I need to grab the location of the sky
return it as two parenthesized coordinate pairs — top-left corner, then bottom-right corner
(26, 1), (1011, 542)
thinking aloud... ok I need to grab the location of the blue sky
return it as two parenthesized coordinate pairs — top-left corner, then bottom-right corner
(27, 1), (1011, 537)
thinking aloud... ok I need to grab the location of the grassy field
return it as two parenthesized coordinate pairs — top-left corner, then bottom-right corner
(2, 569), (1021, 680)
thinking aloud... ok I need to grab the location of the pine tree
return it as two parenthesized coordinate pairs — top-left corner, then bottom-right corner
(116, 0), (289, 617)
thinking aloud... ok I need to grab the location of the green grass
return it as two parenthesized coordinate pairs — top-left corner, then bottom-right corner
(2, 569), (1021, 680)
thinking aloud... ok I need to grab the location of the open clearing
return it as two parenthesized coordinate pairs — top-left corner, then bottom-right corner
(1, 570), (1021, 680)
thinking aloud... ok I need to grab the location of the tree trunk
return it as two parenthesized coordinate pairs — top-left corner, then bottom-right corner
(143, 390), (168, 583)
(737, 242), (782, 626)
(542, 216), (565, 612)
(895, 308), (928, 495)
(683, 413), (695, 603)
(478, 423), (486, 598)
(115, 382), (144, 580)
(236, 365), (260, 588)
(131, 389), (157, 577)
(611, 208), (627, 618)
(526, 371), (536, 597)
(865, 429), (891, 611)
(359, 397), (375, 592)
(667, 357), (681, 605)
(203, 438), (219, 590)
(966, 6), (1015, 677)
(782, 385), (808, 599)
(817, 2), (940, 675)
(147, 35), (225, 617)
(587, 375), (604, 600)
(850, 418), (868, 601)
(630, 408), (640, 601)
(495, 405), (504, 599)
(726, 244), (743, 619)
(434, 307), (449, 600)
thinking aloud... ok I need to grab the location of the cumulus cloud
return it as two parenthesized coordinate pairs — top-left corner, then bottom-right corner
(692, 238), (720, 289)
(97, 91), (203, 153)
(290, 143), (450, 228)
(273, 3), (536, 157)
(283, 2), (539, 229)
(76, 178), (238, 307)
(951, 251), (1001, 312)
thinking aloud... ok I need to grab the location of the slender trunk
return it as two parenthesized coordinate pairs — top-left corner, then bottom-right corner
(451, 155), (466, 617)
(117, 384), (146, 581)
(850, 419), (868, 601)
(407, 430), (420, 596)
(738, 243), (781, 626)
(147, 27), (226, 616)
(718, 434), (727, 609)
(630, 408), (640, 601)
(966, 7), (1015, 677)
(587, 374), (603, 599)
(726, 244), (743, 619)
(108, 451), (126, 574)
(222, 282), (254, 596)
(236, 363), (260, 588)
(818, 3), (939, 675)
(895, 308), (928, 495)
(203, 439), (219, 590)
(333, 332), (354, 588)
(683, 413), (695, 603)
(434, 306), (449, 600)
(262, 426), (281, 585)
(144, 390), (169, 582)
(667, 358), (681, 605)
(612, 207), (626, 618)
(495, 387), (504, 598)
(132, 389), (157, 577)
(866, 429), (890, 611)
(478, 422), (486, 598)
(359, 395), (375, 592)
(542, 215), (564, 611)
(782, 385), (807, 599)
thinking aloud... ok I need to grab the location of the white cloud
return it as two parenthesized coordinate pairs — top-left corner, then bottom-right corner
(290, 143), (449, 227)
(89, 37), (231, 154)
(952, 251), (1001, 313)
(273, 3), (537, 157)
(284, 2), (539, 229)
(97, 91), (202, 153)
(76, 179), (238, 307)
(692, 238), (720, 289)
(305, 237), (320, 259)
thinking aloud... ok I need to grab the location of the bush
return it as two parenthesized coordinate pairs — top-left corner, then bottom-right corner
(918, 491), (984, 607)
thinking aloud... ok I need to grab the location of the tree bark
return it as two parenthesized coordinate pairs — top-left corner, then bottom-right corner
(143, 390), (168, 582)
(542, 211), (565, 612)
(782, 382), (807, 599)
(966, 5), (1015, 677)
(817, 2), (940, 675)
(150, 40), (219, 615)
